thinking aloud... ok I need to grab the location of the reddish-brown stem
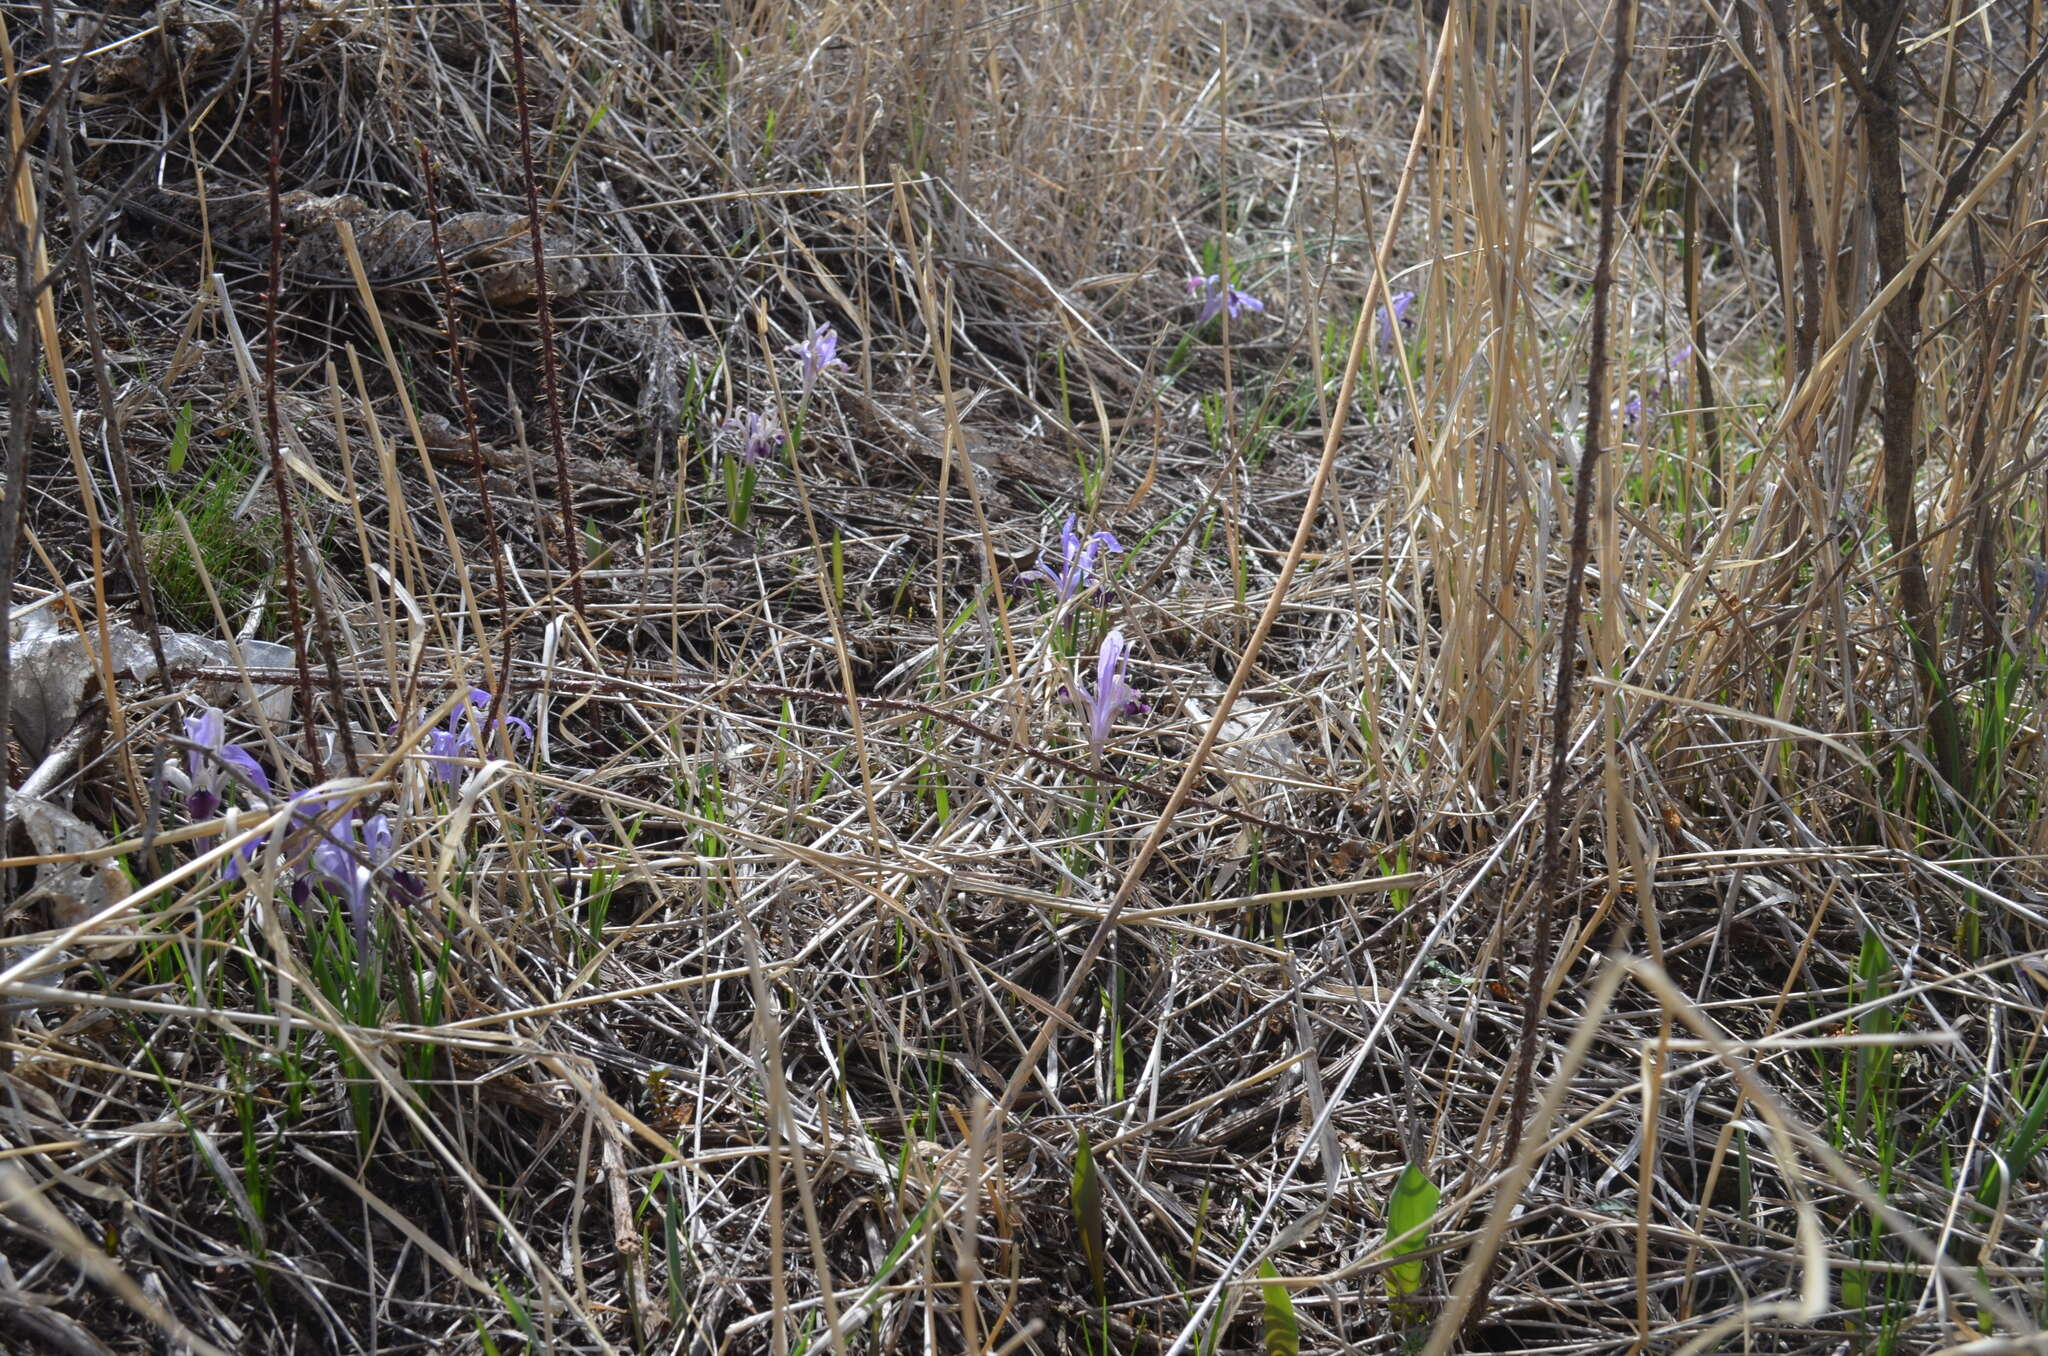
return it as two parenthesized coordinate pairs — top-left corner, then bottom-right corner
(1821, 0), (1965, 788)
(262, 0), (323, 781)
(1680, 55), (1722, 505)
(419, 143), (519, 736)
(502, 0), (587, 621)
(1472, 0), (1635, 1334)
(0, 92), (43, 935)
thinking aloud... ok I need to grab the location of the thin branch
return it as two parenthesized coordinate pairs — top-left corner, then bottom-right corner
(419, 142), (519, 741)
(260, 0), (323, 780)
(1471, 0), (1635, 1334)
(502, 0), (587, 621)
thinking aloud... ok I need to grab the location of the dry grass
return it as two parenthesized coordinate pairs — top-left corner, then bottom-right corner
(0, 0), (2044, 1352)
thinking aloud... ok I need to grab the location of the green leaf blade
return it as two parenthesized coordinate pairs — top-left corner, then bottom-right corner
(1384, 1161), (1440, 1319)
(1258, 1258), (1299, 1356)
(1070, 1127), (1106, 1310)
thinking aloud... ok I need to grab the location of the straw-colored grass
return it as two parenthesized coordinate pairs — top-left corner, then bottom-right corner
(0, 0), (2043, 1352)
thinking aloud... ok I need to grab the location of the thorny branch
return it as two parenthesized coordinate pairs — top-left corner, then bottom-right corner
(1469, 0), (1636, 1335)
(503, 0), (587, 621)
(260, 0), (323, 780)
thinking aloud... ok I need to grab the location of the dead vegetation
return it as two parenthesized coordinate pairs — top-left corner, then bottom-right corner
(0, 0), (2044, 1352)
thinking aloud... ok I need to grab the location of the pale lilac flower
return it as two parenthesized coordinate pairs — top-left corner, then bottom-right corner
(167, 706), (272, 881)
(218, 821), (266, 882)
(722, 411), (782, 466)
(787, 323), (847, 394)
(195, 786), (381, 889)
(310, 812), (394, 953)
(2023, 557), (2048, 634)
(1018, 514), (1124, 602)
(1186, 273), (1265, 327)
(228, 791), (350, 885)
(175, 706), (269, 823)
(1069, 629), (1146, 760)
(1378, 290), (1416, 348)
(1625, 346), (1696, 437)
(419, 688), (533, 785)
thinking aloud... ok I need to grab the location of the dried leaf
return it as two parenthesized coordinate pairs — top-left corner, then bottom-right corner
(12, 794), (131, 936)
(8, 615), (298, 758)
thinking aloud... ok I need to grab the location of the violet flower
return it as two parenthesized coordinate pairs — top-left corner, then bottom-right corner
(1186, 273), (1265, 327)
(166, 706), (273, 881)
(176, 706), (269, 823)
(1018, 514), (1124, 603)
(310, 812), (394, 953)
(722, 411), (782, 466)
(1378, 290), (1416, 349)
(2024, 557), (2048, 635)
(1069, 629), (1146, 761)
(209, 790), (321, 888)
(787, 323), (847, 394)
(219, 823), (267, 882)
(229, 791), (346, 885)
(1624, 346), (1696, 438)
(194, 784), (379, 891)
(419, 688), (533, 785)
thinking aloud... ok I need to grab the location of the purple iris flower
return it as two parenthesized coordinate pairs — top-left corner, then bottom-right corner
(420, 688), (533, 785)
(310, 812), (394, 953)
(1019, 514), (1124, 603)
(1625, 346), (1697, 437)
(194, 783), (381, 892)
(1070, 629), (1146, 760)
(179, 706), (269, 822)
(218, 824), (266, 882)
(170, 706), (274, 881)
(1186, 273), (1265, 327)
(787, 323), (847, 394)
(1378, 290), (1416, 348)
(722, 411), (782, 466)
(225, 791), (346, 884)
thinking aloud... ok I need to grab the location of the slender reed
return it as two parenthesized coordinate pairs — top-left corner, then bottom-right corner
(0, 75), (42, 930)
(1471, 0), (1635, 1332)
(1834, 0), (1964, 788)
(502, 0), (587, 620)
(419, 143), (519, 738)
(260, 0), (324, 779)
